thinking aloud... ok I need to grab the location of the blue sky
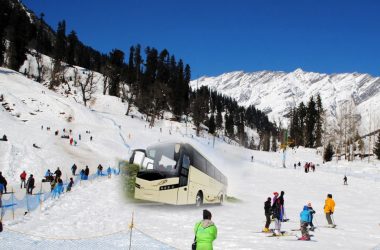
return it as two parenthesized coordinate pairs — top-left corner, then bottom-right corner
(24, 0), (380, 78)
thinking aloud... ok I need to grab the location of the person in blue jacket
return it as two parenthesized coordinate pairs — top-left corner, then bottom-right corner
(299, 205), (312, 240)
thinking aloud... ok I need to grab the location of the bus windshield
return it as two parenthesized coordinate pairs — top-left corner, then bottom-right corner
(141, 143), (181, 176)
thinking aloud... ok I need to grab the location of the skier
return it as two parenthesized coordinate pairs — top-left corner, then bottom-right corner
(272, 192), (283, 235)
(66, 177), (74, 192)
(343, 175), (348, 185)
(279, 191), (287, 222)
(193, 209), (217, 250)
(263, 197), (272, 232)
(26, 174), (35, 194)
(20, 171), (27, 188)
(324, 194), (336, 227)
(71, 164), (77, 176)
(0, 172), (7, 194)
(307, 202), (316, 231)
(299, 205), (312, 240)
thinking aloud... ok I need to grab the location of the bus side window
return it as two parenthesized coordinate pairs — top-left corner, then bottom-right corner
(193, 151), (206, 173)
(180, 154), (190, 186)
(206, 162), (215, 179)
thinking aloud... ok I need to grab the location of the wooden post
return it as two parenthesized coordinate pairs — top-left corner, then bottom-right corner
(129, 211), (134, 250)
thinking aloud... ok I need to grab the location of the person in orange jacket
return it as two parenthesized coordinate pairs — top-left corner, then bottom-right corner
(324, 193), (336, 227)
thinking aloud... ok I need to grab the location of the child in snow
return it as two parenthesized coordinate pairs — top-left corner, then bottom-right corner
(299, 205), (312, 240)
(324, 194), (336, 227)
(263, 197), (272, 232)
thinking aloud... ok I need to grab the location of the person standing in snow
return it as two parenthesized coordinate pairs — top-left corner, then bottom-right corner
(20, 171), (27, 188)
(26, 174), (35, 194)
(0, 172), (7, 194)
(272, 192), (282, 235)
(71, 164), (77, 176)
(263, 197), (272, 232)
(66, 178), (74, 192)
(90, 136), (93, 141)
(84, 166), (90, 179)
(299, 205), (312, 240)
(324, 194), (336, 227)
(307, 203), (316, 231)
(343, 175), (348, 185)
(107, 167), (112, 178)
(279, 191), (287, 221)
(79, 134), (81, 140)
(193, 209), (217, 250)
(54, 167), (62, 181)
(97, 164), (103, 176)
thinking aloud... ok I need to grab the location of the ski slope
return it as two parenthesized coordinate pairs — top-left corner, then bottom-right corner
(1, 67), (380, 249)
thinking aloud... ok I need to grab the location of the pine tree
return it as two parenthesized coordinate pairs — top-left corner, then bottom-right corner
(55, 20), (66, 62)
(305, 96), (317, 148)
(315, 94), (324, 147)
(323, 142), (334, 162)
(0, 0), (11, 66)
(108, 49), (125, 97)
(298, 102), (307, 146)
(66, 30), (78, 65)
(208, 114), (216, 135)
(374, 133), (380, 160)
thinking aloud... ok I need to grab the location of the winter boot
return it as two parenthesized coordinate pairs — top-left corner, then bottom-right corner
(262, 227), (270, 233)
(298, 235), (310, 241)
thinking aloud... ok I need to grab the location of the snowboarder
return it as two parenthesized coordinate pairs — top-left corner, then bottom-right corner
(20, 171), (27, 188)
(272, 192), (282, 235)
(263, 197), (272, 232)
(324, 194), (336, 227)
(193, 209), (217, 250)
(66, 177), (74, 192)
(343, 175), (348, 185)
(307, 202), (316, 231)
(71, 164), (77, 176)
(26, 174), (35, 194)
(299, 205), (312, 240)
(0, 172), (7, 194)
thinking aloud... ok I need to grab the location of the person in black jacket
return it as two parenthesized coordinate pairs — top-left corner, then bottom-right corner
(54, 167), (62, 181)
(0, 172), (7, 194)
(279, 191), (287, 221)
(272, 192), (282, 235)
(84, 166), (90, 177)
(26, 174), (35, 194)
(263, 197), (272, 232)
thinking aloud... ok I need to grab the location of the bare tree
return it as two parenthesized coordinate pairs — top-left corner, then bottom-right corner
(78, 71), (97, 107)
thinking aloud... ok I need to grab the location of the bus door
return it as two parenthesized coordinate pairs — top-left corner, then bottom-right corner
(177, 154), (190, 205)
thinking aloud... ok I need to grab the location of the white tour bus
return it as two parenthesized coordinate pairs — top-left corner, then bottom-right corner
(129, 142), (228, 206)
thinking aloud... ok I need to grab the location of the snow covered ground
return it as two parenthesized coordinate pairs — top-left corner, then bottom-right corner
(1, 67), (380, 249)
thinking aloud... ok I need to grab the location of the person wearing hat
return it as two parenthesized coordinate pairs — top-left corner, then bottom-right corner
(324, 194), (336, 227)
(193, 209), (217, 250)
(272, 192), (282, 235)
(307, 203), (316, 231)
(26, 174), (35, 194)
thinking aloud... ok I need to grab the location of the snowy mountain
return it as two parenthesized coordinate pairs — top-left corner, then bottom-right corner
(190, 69), (380, 134)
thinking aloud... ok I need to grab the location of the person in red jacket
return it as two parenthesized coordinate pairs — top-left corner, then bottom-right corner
(20, 170), (27, 188)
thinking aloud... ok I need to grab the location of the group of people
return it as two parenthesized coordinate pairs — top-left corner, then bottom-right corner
(263, 192), (336, 241)
(19, 171), (35, 194)
(263, 191), (287, 234)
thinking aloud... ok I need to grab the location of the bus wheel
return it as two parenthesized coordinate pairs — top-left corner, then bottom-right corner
(196, 192), (203, 207)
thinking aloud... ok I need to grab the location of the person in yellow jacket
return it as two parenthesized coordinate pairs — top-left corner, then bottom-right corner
(193, 210), (217, 250)
(324, 193), (336, 227)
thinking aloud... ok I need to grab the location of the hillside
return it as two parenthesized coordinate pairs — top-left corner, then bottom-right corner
(190, 69), (380, 134)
